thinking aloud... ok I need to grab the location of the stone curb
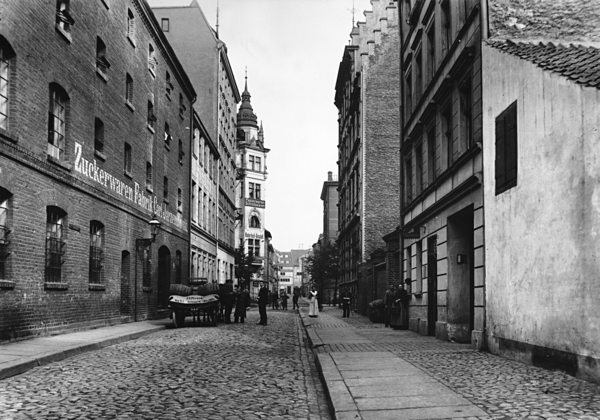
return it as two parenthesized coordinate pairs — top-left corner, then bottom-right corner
(0, 324), (165, 381)
(315, 353), (362, 420)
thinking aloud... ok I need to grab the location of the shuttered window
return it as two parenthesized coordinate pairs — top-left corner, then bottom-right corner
(495, 101), (518, 195)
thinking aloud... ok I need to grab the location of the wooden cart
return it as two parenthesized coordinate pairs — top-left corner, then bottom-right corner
(169, 294), (220, 328)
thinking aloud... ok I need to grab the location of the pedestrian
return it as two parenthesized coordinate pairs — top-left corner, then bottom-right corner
(384, 285), (395, 327)
(257, 283), (269, 325)
(390, 280), (409, 330)
(280, 291), (289, 310)
(308, 286), (319, 318)
(341, 287), (352, 318)
(292, 290), (299, 310)
(271, 290), (279, 310)
(234, 285), (250, 323)
(223, 280), (235, 324)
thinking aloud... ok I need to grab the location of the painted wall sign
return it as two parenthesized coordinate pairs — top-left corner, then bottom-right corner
(74, 142), (183, 229)
(245, 198), (265, 208)
(244, 231), (264, 239)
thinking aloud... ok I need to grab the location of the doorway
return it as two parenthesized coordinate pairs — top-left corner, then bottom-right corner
(427, 235), (437, 336)
(120, 251), (131, 316)
(157, 246), (171, 310)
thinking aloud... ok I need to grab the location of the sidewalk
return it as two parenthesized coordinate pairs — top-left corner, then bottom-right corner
(0, 320), (168, 380)
(298, 301), (488, 420)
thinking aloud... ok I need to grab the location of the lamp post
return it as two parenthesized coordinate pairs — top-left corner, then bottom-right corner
(134, 217), (161, 322)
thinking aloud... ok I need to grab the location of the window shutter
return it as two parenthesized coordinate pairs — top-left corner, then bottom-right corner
(506, 104), (518, 184)
(495, 115), (506, 189)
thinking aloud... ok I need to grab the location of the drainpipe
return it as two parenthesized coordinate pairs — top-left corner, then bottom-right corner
(398, 0), (406, 286)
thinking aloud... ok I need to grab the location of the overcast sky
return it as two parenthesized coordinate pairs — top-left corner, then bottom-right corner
(148, 0), (375, 251)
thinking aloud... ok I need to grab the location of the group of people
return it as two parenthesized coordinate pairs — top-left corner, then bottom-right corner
(221, 282), (252, 324)
(384, 280), (410, 329)
(270, 290), (291, 310)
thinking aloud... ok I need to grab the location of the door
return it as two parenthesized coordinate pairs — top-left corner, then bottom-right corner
(427, 235), (438, 336)
(120, 251), (131, 316)
(157, 246), (171, 310)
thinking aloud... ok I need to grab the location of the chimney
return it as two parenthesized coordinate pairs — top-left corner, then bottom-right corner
(327, 171), (333, 181)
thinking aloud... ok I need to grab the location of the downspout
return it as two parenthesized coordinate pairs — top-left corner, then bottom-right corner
(398, 1), (406, 286)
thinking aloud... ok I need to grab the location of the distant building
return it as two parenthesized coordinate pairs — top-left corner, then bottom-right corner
(278, 249), (310, 295)
(152, 0), (240, 284)
(320, 171), (339, 245)
(334, 1), (400, 315)
(235, 76), (270, 297)
(0, 0), (195, 339)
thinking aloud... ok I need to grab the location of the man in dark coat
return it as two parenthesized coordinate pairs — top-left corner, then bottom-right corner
(234, 285), (250, 323)
(280, 291), (289, 310)
(223, 281), (235, 324)
(258, 284), (269, 325)
(341, 287), (352, 318)
(292, 290), (300, 310)
(384, 285), (396, 327)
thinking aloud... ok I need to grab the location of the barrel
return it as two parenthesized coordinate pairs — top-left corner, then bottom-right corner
(169, 283), (192, 296)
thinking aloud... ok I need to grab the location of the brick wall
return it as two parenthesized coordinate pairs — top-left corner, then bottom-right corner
(0, 0), (193, 341)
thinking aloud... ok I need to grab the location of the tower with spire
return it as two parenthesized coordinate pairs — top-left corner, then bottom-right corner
(235, 72), (270, 296)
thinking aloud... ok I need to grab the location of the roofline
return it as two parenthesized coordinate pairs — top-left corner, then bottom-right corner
(193, 110), (219, 158)
(320, 180), (338, 201)
(220, 46), (241, 102)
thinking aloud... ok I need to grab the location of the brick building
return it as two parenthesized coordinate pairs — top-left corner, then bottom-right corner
(151, 0), (240, 285)
(0, 0), (195, 340)
(399, 0), (484, 347)
(334, 0), (400, 315)
(320, 171), (339, 245)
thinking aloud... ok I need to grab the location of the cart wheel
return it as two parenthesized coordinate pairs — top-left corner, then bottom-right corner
(173, 311), (184, 328)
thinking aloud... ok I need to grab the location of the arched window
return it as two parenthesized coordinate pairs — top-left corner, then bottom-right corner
(0, 37), (16, 131)
(48, 83), (69, 160)
(89, 221), (104, 284)
(127, 9), (135, 40)
(250, 215), (261, 228)
(45, 206), (66, 283)
(94, 117), (104, 154)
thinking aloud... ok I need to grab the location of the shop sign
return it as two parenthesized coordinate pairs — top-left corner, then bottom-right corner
(245, 198), (265, 208)
(244, 231), (264, 240)
(73, 142), (183, 229)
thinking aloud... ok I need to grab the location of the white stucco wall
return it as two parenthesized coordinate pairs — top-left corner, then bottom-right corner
(482, 44), (600, 360)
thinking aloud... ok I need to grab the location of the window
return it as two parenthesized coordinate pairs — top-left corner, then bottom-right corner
(165, 71), (173, 96)
(255, 157), (262, 172)
(161, 18), (169, 32)
(415, 240), (423, 293)
(404, 69), (412, 119)
(96, 37), (110, 76)
(178, 139), (184, 164)
(148, 44), (157, 75)
(441, 0), (451, 55)
(89, 221), (104, 285)
(48, 84), (68, 160)
(0, 190), (11, 280)
(427, 125), (436, 184)
(197, 187), (201, 224)
(459, 77), (473, 149)
(177, 188), (182, 213)
(56, 0), (75, 33)
(163, 176), (169, 203)
(45, 207), (66, 283)
(179, 93), (186, 118)
(164, 122), (171, 146)
(248, 239), (260, 257)
(124, 142), (132, 175)
(495, 101), (518, 195)
(125, 73), (133, 105)
(192, 128), (199, 157)
(147, 100), (156, 130)
(191, 182), (196, 221)
(250, 215), (261, 228)
(404, 153), (413, 204)
(94, 118), (104, 154)
(175, 251), (181, 284)
(142, 247), (151, 288)
(415, 49), (422, 102)
(127, 9), (135, 41)
(146, 162), (152, 188)
(0, 38), (15, 131)
(442, 105), (453, 168)
(249, 155), (254, 170)
(426, 21), (435, 83)
(415, 142), (423, 195)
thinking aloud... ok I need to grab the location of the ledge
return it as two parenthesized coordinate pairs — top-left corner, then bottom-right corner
(127, 36), (136, 48)
(89, 284), (106, 291)
(124, 170), (133, 179)
(125, 101), (135, 112)
(55, 24), (72, 44)
(94, 150), (107, 161)
(47, 155), (73, 172)
(45, 282), (69, 290)
(0, 127), (18, 143)
(147, 125), (155, 134)
(0, 280), (15, 289)
(96, 68), (108, 83)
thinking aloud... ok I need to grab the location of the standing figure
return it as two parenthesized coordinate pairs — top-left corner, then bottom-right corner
(234, 285), (250, 323)
(258, 284), (269, 325)
(391, 280), (410, 330)
(271, 291), (279, 310)
(292, 290), (300, 310)
(280, 291), (289, 310)
(308, 286), (319, 318)
(384, 285), (396, 327)
(341, 287), (352, 318)
(223, 281), (235, 324)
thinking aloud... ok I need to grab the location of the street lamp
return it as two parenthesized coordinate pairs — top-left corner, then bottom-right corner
(134, 217), (161, 321)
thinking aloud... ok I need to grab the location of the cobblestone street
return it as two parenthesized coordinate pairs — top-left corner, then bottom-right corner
(0, 309), (331, 420)
(312, 307), (600, 419)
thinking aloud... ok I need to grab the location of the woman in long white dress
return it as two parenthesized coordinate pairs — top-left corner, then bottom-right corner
(308, 286), (319, 318)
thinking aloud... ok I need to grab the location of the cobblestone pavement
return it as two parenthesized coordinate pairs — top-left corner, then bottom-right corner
(315, 305), (600, 420)
(0, 309), (332, 420)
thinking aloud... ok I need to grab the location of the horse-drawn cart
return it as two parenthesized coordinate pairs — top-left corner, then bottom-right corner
(168, 278), (221, 328)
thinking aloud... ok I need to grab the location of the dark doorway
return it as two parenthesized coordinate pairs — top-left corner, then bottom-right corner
(427, 235), (438, 336)
(158, 246), (171, 310)
(120, 250), (131, 316)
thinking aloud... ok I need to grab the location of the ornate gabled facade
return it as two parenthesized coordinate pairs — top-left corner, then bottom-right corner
(235, 77), (270, 296)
